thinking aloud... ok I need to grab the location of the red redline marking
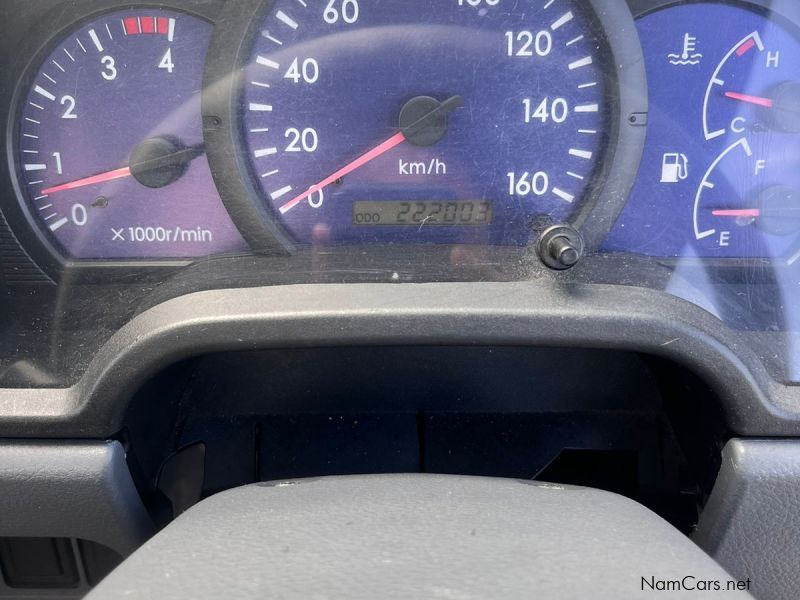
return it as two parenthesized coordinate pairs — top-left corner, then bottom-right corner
(736, 38), (756, 56)
(141, 16), (156, 34)
(123, 17), (140, 35)
(124, 15), (168, 35)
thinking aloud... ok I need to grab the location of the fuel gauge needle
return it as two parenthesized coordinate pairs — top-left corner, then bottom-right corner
(712, 208), (761, 217)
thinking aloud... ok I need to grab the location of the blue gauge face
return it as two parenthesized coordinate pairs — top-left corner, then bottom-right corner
(239, 0), (611, 246)
(604, 2), (800, 259)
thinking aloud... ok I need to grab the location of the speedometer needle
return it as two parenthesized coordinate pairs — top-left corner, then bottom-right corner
(278, 95), (463, 214)
(278, 131), (407, 215)
(724, 91), (774, 109)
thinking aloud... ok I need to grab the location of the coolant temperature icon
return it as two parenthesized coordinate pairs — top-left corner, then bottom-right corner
(661, 153), (689, 183)
(668, 34), (703, 66)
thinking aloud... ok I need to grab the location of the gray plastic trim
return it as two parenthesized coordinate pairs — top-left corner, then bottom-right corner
(0, 441), (154, 555)
(88, 475), (753, 600)
(1, 282), (800, 437)
(694, 439), (800, 600)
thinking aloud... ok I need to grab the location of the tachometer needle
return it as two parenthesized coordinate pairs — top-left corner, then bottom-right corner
(724, 91), (774, 109)
(712, 208), (761, 218)
(278, 131), (407, 214)
(41, 167), (132, 195)
(40, 141), (206, 195)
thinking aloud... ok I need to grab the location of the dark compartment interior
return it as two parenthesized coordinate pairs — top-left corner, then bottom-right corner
(120, 346), (729, 533)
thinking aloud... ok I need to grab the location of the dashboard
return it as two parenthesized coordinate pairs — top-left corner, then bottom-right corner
(3, 1), (800, 598)
(1, 0), (794, 256)
(2, 0), (800, 385)
(5, 0), (798, 262)
(2, 0), (800, 392)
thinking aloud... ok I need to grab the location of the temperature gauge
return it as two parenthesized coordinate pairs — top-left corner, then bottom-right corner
(603, 2), (800, 259)
(695, 20), (800, 255)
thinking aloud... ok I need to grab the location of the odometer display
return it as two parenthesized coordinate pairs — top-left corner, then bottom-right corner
(238, 0), (613, 246)
(353, 201), (493, 227)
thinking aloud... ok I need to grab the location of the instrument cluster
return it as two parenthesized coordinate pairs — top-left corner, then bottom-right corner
(2, 0), (640, 267)
(3, 0), (798, 268)
(2, 0), (800, 386)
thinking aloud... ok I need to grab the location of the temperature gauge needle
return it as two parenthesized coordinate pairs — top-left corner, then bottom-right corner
(724, 91), (774, 109)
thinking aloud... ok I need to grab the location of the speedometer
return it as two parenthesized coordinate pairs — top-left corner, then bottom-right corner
(205, 0), (645, 250)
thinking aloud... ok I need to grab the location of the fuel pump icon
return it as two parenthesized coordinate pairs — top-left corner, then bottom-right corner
(661, 153), (689, 183)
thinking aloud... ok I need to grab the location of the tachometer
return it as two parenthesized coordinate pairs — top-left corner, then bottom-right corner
(205, 0), (646, 250)
(12, 9), (247, 260)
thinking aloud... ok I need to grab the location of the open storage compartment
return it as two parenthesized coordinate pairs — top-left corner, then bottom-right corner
(120, 345), (729, 533)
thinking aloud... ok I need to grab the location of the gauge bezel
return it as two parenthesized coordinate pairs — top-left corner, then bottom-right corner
(203, 0), (648, 254)
(0, 0), (231, 283)
(630, 0), (800, 21)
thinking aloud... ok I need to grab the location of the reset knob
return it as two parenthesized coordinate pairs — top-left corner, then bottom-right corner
(538, 225), (584, 271)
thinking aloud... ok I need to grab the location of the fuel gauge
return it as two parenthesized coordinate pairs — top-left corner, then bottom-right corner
(694, 15), (800, 255)
(693, 138), (800, 251)
(604, 2), (800, 259)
